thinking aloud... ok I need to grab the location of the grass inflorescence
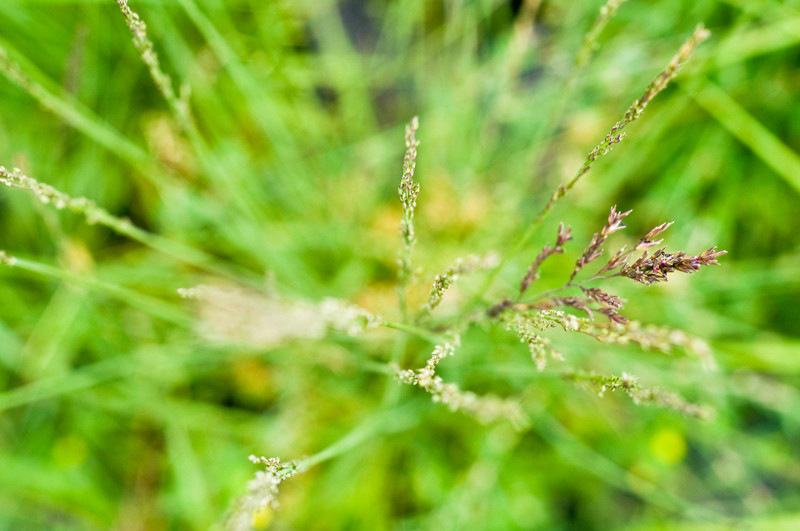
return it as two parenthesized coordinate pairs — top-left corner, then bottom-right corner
(1, 1), (796, 530)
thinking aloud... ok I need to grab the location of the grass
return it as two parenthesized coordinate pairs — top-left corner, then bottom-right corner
(1, 0), (799, 529)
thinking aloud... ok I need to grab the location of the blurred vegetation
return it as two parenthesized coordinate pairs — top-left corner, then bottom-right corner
(1, 0), (799, 529)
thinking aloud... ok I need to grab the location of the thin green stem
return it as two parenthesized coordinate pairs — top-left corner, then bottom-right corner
(1, 253), (190, 326)
(0, 166), (263, 286)
(0, 40), (175, 192)
(0, 355), (130, 413)
(383, 320), (443, 344)
(532, 408), (726, 522)
(297, 404), (419, 471)
(114, 0), (279, 231)
(175, 0), (293, 152)
(687, 80), (800, 196)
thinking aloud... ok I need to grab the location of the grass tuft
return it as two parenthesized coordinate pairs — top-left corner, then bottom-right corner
(0, 2), (797, 529)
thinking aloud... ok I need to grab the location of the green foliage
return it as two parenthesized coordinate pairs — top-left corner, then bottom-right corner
(1, 0), (799, 529)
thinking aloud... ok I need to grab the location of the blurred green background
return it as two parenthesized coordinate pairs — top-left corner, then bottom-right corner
(1, 0), (799, 529)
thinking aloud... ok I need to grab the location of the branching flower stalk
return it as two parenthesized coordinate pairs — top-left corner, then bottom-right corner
(500, 25), (711, 277)
(579, 216), (726, 288)
(115, 0), (194, 133)
(569, 205), (631, 283)
(421, 253), (500, 315)
(536, 25), (711, 227)
(592, 320), (716, 369)
(501, 307), (716, 367)
(388, 109), (723, 418)
(0, 3), (736, 526)
(395, 337), (528, 428)
(1, 165), (140, 228)
(225, 456), (298, 531)
(519, 222), (572, 297)
(619, 247), (726, 285)
(564, 371), (714, 419)
(493, 204), (726, 326)
(503, 310), (566, 371)
(477, 197), (725, 409)
(216, 25), (723, 525)
(397, 116), (420, 316)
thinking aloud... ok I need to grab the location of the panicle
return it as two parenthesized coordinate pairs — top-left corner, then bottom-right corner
(520, 223), (572, 295)
(570, 205), (631, 283)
